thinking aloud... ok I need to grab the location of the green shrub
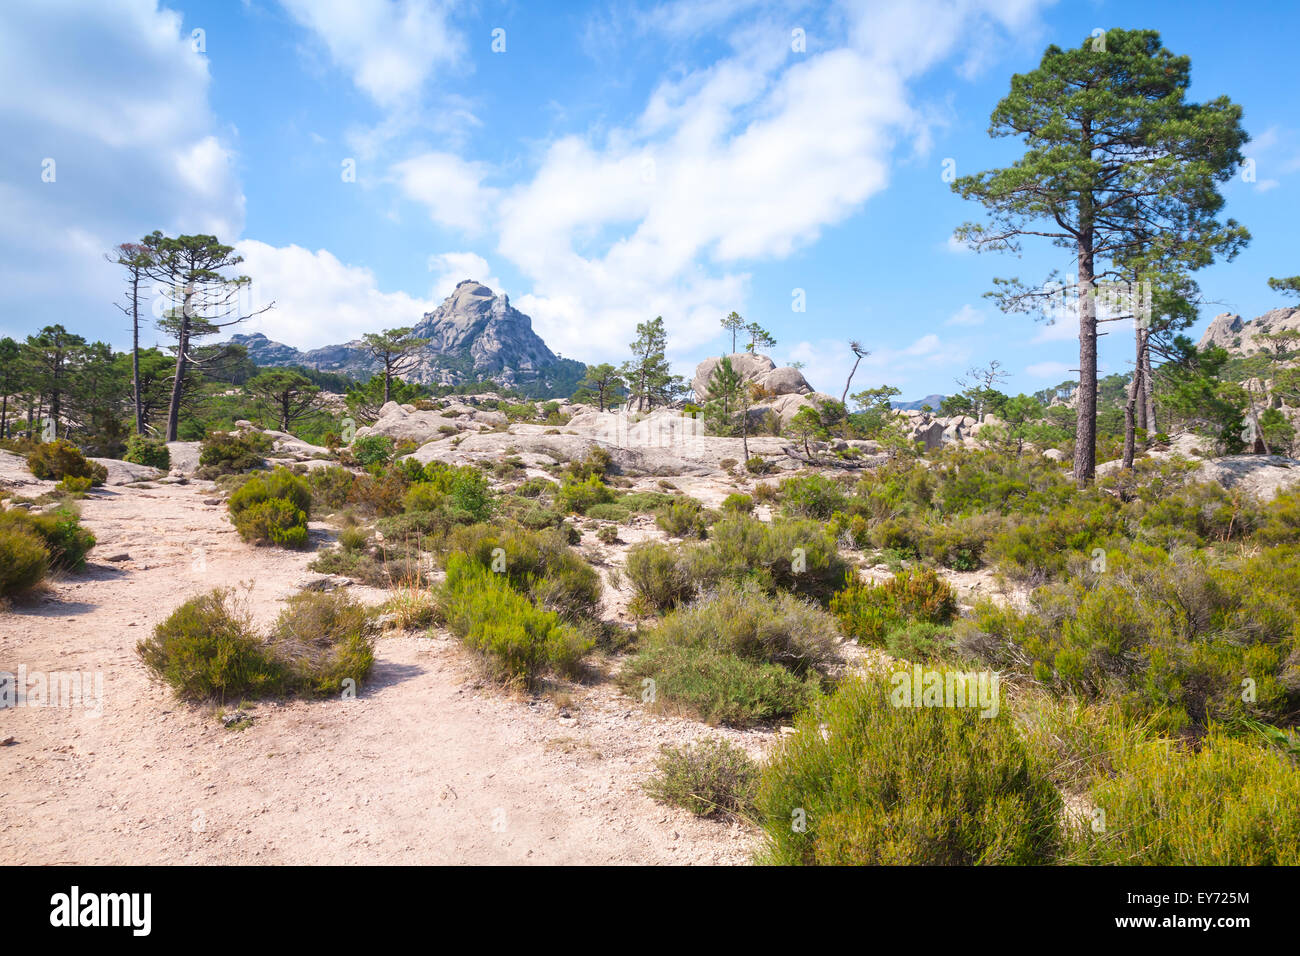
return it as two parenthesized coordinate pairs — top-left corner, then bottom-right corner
(585, 502), (631, 522)
(1073, 733), (1300, 864)
(780, 473), (848, 519)
(0, 527), (50, 597)
(198, 430), (271, 475)
(830, 567), (958, 645)
(624, 542), (694, 612)
(56, 475), (93, 495)
(721, 492), (754, 515)
(620, 584), (838, 726)
(645, 738), (759, 819)
(596, 524), (620, 544)
(268, 591), (377, 697)
(444, 523), (602, 620)
(621, 642), (818, 727)
(959, 543), (1300, 732)
(338, 526), (369, 552)
(984, 504), (1120, 584)
(27, 440), (107, 485)
(883, 621), (954, 662)
(139, 587), (375, 702)
(756, 674), (1061, 864)
(745, 456), (774, 475)
(137, 588), (289, 701)
(516, 476), (559, 498)
(566, 446), (613, 481)
(685, 516), (849, 603)
(556, 474), (615, 515)
(0, 507), (96, 570)
(228, 467), (312, 549)
(351, 434), (395, 466)
(123, 435), (170, 470)
(655, 498), (708, 537)
(307, 466), (355, 510)
(439, 553), (592, 684)
(346, 469), (407, 517)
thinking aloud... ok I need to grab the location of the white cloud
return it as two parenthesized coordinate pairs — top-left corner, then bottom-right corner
(279, 0), (463, 109)
(427, 252), (501, 299)
(234, 240), (434, 349)
(0, 0), (244, 341)
(490, 0), (1049, 367)
(946, 303), (984, 326)
(391, 152), (498, 233)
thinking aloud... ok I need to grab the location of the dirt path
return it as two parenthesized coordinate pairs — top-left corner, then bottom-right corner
(0, 480), (759, 865)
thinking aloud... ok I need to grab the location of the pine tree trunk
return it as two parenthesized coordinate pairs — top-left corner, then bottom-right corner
(1141, 343), (1156, 436)
(165, 320), (188, 442)
(1074, 239), (1098, 487)
(131, 269), (144, 434)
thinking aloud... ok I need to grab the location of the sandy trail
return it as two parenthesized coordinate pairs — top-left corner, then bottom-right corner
(0, 480), (758, 865)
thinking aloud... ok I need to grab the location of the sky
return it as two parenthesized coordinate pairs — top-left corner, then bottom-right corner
(1, 0), (1297, 402)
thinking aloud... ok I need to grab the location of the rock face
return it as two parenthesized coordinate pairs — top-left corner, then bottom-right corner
(691, 353), (821, 425)
(1198, 307), (1300, 354)
(229, 280), (585, 395)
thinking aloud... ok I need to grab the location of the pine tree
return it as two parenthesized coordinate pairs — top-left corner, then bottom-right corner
(621, 316), (675, 411)
(953, 28), (1249, 485)
(361, 327), (430, 405)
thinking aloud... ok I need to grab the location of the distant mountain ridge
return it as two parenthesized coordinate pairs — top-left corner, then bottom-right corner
(1198, 307), (1300, 355)
(892, 393), (947, 411)
(229, 280), (585, 397)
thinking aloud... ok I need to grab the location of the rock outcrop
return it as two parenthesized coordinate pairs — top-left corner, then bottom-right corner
(1198, 307), (1300, 355)
(229, 280), (585, 394)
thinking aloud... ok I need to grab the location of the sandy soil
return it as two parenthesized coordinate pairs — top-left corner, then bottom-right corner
(0, 479), (762, 865)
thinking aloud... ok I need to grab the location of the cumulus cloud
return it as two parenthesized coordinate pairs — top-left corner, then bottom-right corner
(482, 0), (1049, 367)
(391, 152), (498, 233)
(0, 0), (244, 341)
(427, 252), (502, 299)
(234, 240), (434, 349)
(279, 0), (463, 109)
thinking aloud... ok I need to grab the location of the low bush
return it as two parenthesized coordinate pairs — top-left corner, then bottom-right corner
(596, 524), (620, 544)
(686, 516), (849, 603)
(138, 587), (376, 702)
(351, 434), (395, 466)
(198, 430), (271, 476)
(137, 588), (289, 701)
(958, 543), (1300, 732)
(620, 584), (838, 726)
(27, 440), (107, 485)
(268, 590), (377, 697)
(0, 526), (50, 597)
(439, 553), (591, 684)
(123, 435), (171, 470)
(56, 475), (93, 495)
(556, 474), (615, 515)
(443, 523), (602, 620)
(644, 738), (759, 819)
(1072, 733), (1300, 864)
(655, 498), (709, 538)
(624, 541), (694, 612)
(585, 502), (631, 522)
(755, 673), (1061, 864)
(346, 468), (407, 517)
(884, 621), (955, 662)
(721, 493), (754, 515)
(830, 567), (958, 646)
(307, 466), (355, 511)
(0, 507), (96, 570)
(338, 526), (369, 552)
(780, 473), (848, 519)
(228, 467), (312, 549)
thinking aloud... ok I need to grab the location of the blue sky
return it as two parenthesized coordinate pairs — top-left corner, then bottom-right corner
(2, 0), (1296, 402)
